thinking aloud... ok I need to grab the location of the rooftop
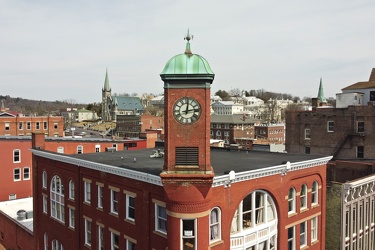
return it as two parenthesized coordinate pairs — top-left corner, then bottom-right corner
(65, 147), (327, 177)
(0, 197), (33, 232)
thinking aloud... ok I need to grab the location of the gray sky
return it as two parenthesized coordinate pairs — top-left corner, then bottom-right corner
(1, 0), (375, 104)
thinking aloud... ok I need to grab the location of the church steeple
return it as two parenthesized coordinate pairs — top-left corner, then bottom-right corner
(103, 68), (111, 92)
(317, 77), (327, 106)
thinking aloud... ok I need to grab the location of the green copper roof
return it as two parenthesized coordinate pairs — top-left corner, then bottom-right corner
(317, 77), (327, 103)
(160, 31), (214, 76)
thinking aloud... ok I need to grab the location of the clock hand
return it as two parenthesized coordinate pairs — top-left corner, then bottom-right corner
(185, 98), (189, 114)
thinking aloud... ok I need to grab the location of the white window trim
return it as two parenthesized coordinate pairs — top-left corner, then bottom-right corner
(155, 202), (167, 234)
(300, 184), (308, 210)
(288, 187), (296, 214)
(288, 226), (295, 250)
(50, 176), (65, 223)
(111, 231), (120, 250)
(42, 171), (47, 189)
(77, 145), (83, 154)
(13, 149), (21, 163)
(110, 189), (119, 215)
(14, 168), (21, 181)
(125, 193), (136, 222)
(43, 195), (48, 214)
(209, 207), (221, 243)
(23, 167), (30, 180)
(311, 216), (318, 242)
(300, 221), (307, 247)
(327, 121), (334, 132)
(97, 184), (103, 209)
(84, 218), (92, 246)
(69, 207), (75, 229)
(69, 180), (75, 200)
(84, 180), (91, 204)
(312, 181), (319, 206)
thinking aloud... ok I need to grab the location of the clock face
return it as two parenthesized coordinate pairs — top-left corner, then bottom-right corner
(173, 97), (201, 124)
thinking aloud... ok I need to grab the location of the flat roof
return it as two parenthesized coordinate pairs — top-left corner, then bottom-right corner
(69, 147), (329, 176)
(0, 197), (33, 232)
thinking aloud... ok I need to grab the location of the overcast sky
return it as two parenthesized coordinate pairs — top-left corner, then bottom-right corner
(1, 0), (375, 104)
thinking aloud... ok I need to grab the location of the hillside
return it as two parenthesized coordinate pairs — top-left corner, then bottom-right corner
(0, 95), (87, 115)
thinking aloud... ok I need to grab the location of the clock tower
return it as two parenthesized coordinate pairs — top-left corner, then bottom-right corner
(160, 31), (215, 250)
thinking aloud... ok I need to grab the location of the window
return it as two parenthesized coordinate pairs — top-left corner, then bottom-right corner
(57, 147), (64, 153)
(97, 184), (103, 209)
(300, 221), (307, 247)
(357, 146), (364, 159)
(304, 146), (310, 154)
(77, 145), (83, 154)
(126, 194), (135, 221)
(14, 168), (21, 181)
(50, 176), (65, 222)
(5, 122), (10, 130)
(23, 167), (30, 180)
(288, 226), (295, 250)
(311, 216), (318, 242)
(43, 171), (47, 189)
(304, 129), (310, 139)
(126, 239), (136, 250)
(300, 184), (307, 210)
(155, 203), (167, 234)
(210, 207), (221, 242)
(111, 189), (119, 214)
(111, 231), (119, 250)
(370, 91), (375, 101)
(357, 121), (365, 133)
(182, 219), (196, 249)
(43, 195), (48, 214)
(9, 194), (16, 200)
(69, 207), (75, 228)
(27, 122), (31, 130)
(98, 225), (104, 250)
(327, 121), (334, 132)
(85, 218), (92, 246)
(69, 180), (74, 200)
(54, 122), (58, 129)
(13, 149), (20, 163)
(84, 180), (91, 204)
(36, 122), (40, 130)
(44, 233), (48, 250)
(312, 181), (318, 205)
(95, 145), (100, 153)
(51, 239), (64, 250)
(44, 122), (48, 130)
(288, 187), (296, 214)
(19, 122), (23, 130)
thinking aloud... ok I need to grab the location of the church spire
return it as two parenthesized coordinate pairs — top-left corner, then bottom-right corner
(317, 77), (327, 104)
(103, 68), (111, 92)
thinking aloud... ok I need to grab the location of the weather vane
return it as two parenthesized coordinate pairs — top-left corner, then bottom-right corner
(184, 29), (193, 42)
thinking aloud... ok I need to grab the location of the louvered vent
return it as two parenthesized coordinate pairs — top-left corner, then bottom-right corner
(175, 147), (199, 166)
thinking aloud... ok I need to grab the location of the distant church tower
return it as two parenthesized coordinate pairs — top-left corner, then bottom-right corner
(317, 77), (327, 107)
(101, 68), (112, 121)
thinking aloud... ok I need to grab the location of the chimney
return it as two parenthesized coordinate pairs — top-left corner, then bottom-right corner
(32, 133), (46, 150)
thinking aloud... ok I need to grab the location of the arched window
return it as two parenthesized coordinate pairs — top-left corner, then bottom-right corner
(52, 239), (64, 250)
(42, 171), (47, 189)
(50, 176), (65, 222)
(311, 181), (319, 206)
(69, 180), (74, 200)
(210, 207), (221, 242)
(216, 131), (221, 136)
(231, 190), (277, 249)
(300, 184), (308, 210)
(288, 187), (296, 214)
(44, 233), (48, 250)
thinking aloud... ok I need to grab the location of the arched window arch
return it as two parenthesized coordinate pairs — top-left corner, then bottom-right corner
(69, 180), (74, 200)
(288, 187), (296, 214)
(311, 181), (319, 206)
(231, 190), (277, 249)
(300, 184), (308, 210)
(210, 207), (221, 242)
(216, 131), (221, 136)
(50, 176), (64, 222)
(42, 171), (47, 189)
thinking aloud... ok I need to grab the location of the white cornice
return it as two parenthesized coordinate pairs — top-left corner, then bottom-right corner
(31, 149), (332, 188)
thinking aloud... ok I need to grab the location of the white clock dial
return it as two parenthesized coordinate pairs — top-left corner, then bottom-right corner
(173, 97), (201, 124)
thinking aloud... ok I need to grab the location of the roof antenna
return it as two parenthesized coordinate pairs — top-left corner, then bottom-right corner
(184, 29), (193, 55)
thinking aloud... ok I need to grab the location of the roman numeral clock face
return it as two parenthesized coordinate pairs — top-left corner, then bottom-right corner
(173, 97), (201, 124)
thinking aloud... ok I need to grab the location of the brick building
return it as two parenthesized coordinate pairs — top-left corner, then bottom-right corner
(0, 135), (146, 202)
(28, 32), (331, 250)
(115, 113), (164, 138)
(254, 123), (285, 144)
(0, 112), (64, 137)
(210, 114), (259, 145)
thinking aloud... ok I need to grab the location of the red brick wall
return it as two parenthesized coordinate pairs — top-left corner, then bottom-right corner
(0, 211), (33, 250)
(0, 116), (64, 137)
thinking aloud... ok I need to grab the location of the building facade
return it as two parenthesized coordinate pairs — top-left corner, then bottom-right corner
(29, 32), (331, 250)
(0, 112), (64, 137)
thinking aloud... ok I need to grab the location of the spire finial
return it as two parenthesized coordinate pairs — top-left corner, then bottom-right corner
(184, 29), (193, 55)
